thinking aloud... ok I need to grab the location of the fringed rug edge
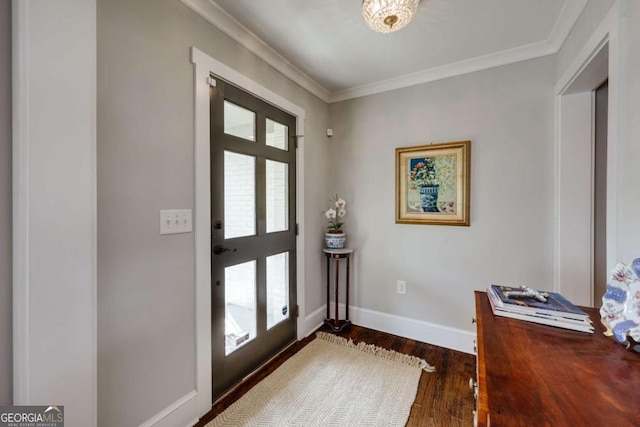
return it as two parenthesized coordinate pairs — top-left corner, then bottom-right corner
(315, 331), (436, 372)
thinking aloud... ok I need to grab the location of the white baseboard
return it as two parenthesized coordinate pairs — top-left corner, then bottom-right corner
(301, 305), (325, 337)
(353, 305), (475, 354)
(320, 303), (476, 354)
(138, 390), (198, 427)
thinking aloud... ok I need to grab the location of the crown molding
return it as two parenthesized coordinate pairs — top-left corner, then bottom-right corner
(183, 0), (588, 104)
(180, 0), (331, 103)
(329, 40), (557, 103)
(548, 0), (589, 51)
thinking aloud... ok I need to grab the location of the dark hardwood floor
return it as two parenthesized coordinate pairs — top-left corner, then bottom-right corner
(196, 325), (477, 426)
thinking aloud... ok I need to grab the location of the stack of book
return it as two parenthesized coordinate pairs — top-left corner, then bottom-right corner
(487, 284), (594, 333)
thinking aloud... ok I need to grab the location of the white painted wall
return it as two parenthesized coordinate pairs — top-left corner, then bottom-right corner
(329, 56), (556, 332)
(97, 0), (330, 425)
(12, 0), (97, 425)
(617, 1), (640, 261)
(0, 0), (12, 406)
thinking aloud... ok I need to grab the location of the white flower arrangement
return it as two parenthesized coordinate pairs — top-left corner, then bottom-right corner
(324, 195), (346, 233)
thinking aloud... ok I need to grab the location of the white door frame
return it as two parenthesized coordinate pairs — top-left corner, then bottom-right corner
(184, 46), (307, 421)
(553, 2), (622, 305)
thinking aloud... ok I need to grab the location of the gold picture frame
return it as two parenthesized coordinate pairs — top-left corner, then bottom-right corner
(396, 141), (470, 226)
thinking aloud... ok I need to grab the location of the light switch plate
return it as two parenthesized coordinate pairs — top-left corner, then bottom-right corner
(160, 209), (193, 235)
(397, 280), (407, 295)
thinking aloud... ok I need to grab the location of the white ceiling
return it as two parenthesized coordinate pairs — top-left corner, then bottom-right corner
(182, 0), (588, 102)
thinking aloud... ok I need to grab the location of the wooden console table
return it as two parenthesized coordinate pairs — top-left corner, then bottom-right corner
(323, 248), (353, 332)
(474, 291), (640, 426)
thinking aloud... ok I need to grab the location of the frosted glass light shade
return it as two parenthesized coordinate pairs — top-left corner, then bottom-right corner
(362, 0), (420, 34)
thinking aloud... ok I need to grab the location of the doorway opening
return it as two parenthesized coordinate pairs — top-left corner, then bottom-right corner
(555, 41), (611, 307)
(593, 79), (608, 304)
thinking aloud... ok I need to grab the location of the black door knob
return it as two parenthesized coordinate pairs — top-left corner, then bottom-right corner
(213, 245), (237, 255)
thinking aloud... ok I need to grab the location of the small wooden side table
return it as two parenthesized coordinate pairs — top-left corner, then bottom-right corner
(323, 248), (354, 332)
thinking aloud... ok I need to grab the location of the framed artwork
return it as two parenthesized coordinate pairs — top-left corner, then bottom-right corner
(396, 140), (470, 226)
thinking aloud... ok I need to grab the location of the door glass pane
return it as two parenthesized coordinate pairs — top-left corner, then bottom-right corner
(225, 260), (257, 355)
(266, 118), (288, 150)
(224, 101), (255, 141)
(224, 151), (256, 239)
(266, 160), (288, 233)
(266, 252), (289, 330)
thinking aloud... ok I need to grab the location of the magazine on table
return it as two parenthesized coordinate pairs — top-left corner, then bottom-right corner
(486, 287), (594, 333)
(489, 284), (590, 321)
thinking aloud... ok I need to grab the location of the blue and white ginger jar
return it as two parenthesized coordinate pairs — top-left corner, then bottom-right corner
(325, 232), (346, 249)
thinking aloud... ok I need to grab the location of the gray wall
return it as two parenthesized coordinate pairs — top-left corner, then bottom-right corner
(0, 0), (12, 406)
(328, 56), (556, 331)
(97, 0), (330, 425)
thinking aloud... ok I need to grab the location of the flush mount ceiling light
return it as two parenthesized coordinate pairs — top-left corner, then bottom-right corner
(362, 0), (420, 34)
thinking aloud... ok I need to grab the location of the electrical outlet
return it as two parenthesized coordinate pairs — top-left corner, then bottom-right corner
(160, 209), (193, 235)
(397, 280), (407, 295)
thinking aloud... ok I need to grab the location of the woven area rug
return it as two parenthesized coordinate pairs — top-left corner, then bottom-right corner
(206, 332), (435, 427)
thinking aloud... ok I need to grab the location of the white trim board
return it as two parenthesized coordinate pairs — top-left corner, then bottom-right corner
(12, 0), (30, 405)
(555, 3), (620, 95)
(302, 305), (326, 338)
(548, 0), (591, 51)
(320, 303), (475, 355)
(353, 306), (475, 355)
(13, 0), (98, 424)
(182, 0), (587, 103)
(138, 390), (198, 427)
(329, 40), (557, 103)
(553, 2), (621, 301)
